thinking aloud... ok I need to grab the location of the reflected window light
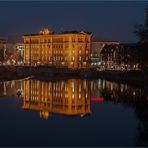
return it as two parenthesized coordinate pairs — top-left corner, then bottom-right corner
(121, 84), (124, 92)
(91, 81), (93, 90)
(111, 83), (113, 91)
(83, 80), (86, 89)
(79, 86), (81, 92)
(79, 94), (81, 99)
(72, 80), (74, 92)
(72, 94), (74, 99)
(85, 93), (88, 98)
(103, 80), (105, 89)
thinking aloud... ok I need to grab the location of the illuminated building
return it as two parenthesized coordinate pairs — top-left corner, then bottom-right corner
(0, 40), (17, 65)
(23, 28), (92, 69)
(91, 41), (119, 68)
(5, 43), (17, 65)
(22, 79), (91, 119)
(100, 43), (140, 70)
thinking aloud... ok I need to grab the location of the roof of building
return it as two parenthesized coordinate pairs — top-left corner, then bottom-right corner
(93, 40), (120, 44)
(61, 31), (92, 35)
(23, 29), (92, 36)
(0, 37), (7, 43)
(0, 37), (7, 40)
(119, 43), (138, 46)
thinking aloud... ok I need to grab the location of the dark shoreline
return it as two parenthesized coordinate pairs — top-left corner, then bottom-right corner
(95, 70), (147, 88)
(0, 66), (29, 81)
(0, 66), (147, 89)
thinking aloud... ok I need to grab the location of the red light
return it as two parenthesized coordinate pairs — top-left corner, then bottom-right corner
(91, 98), (104, 102)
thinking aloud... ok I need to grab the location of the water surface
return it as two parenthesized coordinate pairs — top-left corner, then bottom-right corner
(0, 78), (147, 146)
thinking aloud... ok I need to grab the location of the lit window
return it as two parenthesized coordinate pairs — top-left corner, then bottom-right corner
(79, 94), (81, 99)
(72, 94), (74, 99)
(72, 56), (75, 61)
(79, 56), (81, 61)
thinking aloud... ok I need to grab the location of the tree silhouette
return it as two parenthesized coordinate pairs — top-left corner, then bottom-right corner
(135, 6), (148, 43)
(134, 6), (148, 70)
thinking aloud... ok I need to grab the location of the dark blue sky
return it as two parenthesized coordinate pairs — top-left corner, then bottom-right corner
(0, 1), (148, 43)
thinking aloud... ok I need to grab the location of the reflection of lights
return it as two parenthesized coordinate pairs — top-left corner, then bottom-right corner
(79, 94), (81, 99)
(121, 84), (124, 92)
(39, 111), (49, 119)
(91, 98), (104, 102)
(80, 114), (84, 117)
(98, 62), (101, 65)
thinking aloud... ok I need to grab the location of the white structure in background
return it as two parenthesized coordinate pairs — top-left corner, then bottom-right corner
(15, 43), (24, 65)
(6, 43), (16, 65)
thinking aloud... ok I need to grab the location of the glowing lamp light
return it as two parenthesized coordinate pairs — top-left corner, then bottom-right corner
(91, 98), (104, 102)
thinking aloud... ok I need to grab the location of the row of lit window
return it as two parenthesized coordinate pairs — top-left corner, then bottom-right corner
(71, 56), (89, 61)
(25, 39), (90, 45)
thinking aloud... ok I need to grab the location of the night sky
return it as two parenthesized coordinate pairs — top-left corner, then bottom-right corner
(0, 1), (148, 43)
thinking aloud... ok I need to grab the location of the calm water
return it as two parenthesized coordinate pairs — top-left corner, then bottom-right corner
(0, 78), (147, 146)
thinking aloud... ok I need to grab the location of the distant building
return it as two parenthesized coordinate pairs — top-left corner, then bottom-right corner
(100, 43), (140, 70)
(5, 43), (17, 65)
(91, 41), (119, 67)
(23, 28), (92, 69)
(6, 43), (16, 55)
(0, 37), (7, 62)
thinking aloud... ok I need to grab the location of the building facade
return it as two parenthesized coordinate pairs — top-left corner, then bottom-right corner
(100, 43), (140, 70)
(23, 28), (92, 69)
(91, 41), (119, 67)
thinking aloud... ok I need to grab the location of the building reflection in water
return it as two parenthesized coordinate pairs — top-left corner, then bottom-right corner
(23, 79), (91, 119)
(0, 78), (148, 146)
(93, 79), (148, 147)
(0, 80), (23, 97)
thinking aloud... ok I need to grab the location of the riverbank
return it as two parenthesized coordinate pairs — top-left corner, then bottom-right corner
(27, 66), (147, 87)
(0, 66), (147, 87)
(0, 66), (29, 81)
(95, 70), (147, 87)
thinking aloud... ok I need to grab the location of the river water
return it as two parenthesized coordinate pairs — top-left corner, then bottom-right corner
(0, 78), (147, 146)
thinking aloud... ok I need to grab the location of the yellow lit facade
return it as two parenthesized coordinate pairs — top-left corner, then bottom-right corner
(23, 28), (92, 69)
(22, 79), (91, 119)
